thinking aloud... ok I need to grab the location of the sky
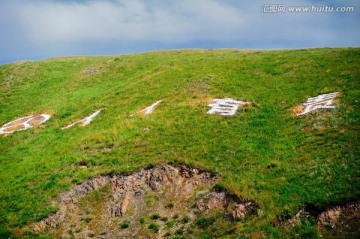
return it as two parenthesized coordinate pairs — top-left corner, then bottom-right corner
(0, 0), (359, 64)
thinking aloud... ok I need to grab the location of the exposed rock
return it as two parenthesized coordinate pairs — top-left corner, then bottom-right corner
(196, 190), (257, 221)
(196, 191), (229, 212)
(318, 207), (341, 228)
(226, 202), (256, 221)
(318, 201), (360, 229)
(30, 164), (256, 238)
(119, 192), (131, 215)
(286, 209), (310, 227)
(282, 201), (360, 238)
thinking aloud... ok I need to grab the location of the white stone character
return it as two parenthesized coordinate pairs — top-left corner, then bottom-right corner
(207, 98), (247, 116)
(62, 109), (102, 129)
(0, 114), (51, 134)
(141, 100), (163, 115)
(297, 92), (338, 116)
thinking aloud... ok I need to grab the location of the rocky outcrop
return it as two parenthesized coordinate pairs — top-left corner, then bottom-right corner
(30, 164), (256, 238)
(226, 202), (256, 221)
(282, 201), (360, 238)
(196, 191), (257, 221)
(318, 201), (360, 229)
(33, 164), (215, 229)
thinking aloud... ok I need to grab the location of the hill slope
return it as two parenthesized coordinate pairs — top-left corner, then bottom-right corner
(0, 48), (359, 238)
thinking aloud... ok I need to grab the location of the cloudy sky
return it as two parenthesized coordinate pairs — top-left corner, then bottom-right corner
(0, 0), (359, 64)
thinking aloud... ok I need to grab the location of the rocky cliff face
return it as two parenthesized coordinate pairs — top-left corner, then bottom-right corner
(30, 164), (256, 238)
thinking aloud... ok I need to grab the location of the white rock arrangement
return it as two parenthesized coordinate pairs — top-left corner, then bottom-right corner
(141, 100), (163, 115)
(62, 109), (102, 130)
(296, 92), (339, 116)
(207, 98), (247, 116)
(0, 114), (51, 135)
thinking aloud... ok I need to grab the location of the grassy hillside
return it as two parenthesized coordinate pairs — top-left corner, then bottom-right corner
(0, 48), (359, 238)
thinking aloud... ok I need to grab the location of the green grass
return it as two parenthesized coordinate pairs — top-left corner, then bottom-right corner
(0, 48), (359, 238)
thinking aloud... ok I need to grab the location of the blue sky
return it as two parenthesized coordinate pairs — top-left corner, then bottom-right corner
(0, 0), (359, 64)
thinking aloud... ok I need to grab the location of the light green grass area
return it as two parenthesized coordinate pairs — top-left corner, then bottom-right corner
(0, 48), (359, 238)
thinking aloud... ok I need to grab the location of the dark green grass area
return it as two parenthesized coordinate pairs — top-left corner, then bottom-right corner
(0, 48), (359, 238)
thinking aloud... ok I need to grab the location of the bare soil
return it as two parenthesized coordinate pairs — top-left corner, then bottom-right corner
(29, 164), (256, 239)
(318, 201), (360, 238)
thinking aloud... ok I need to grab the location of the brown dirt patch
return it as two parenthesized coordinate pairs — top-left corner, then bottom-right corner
(9, 117), (32, 125)
(28, 164), (257, 238)
(3, 124), (26, 132)
(291, 105), (304, 116)
(318, 201), (360, 238)
(28, 115), (46, 126)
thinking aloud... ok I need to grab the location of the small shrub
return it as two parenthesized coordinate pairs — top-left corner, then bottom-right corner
(150, 213), (161, 220)
(140, 217), (145, 224)
(120, 220), (129, 229)
(175, 228), (184, 235)
(0, 229), (12, 239)
(213, 183), (225, 192)
(81, 216), (92, 223)
(199, 233), (212, 239)
(166, 220), (176, 229)
(181, 215), (191, 223)
(148, 223), (160, 232)
(195, 216), (216, 229)
(165, 202), (174, 209)
(224, 227), (236, 235)
(160, 216), (168, 222)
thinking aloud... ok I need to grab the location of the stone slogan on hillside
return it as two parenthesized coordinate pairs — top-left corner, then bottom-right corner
(0, 93), (340, 135)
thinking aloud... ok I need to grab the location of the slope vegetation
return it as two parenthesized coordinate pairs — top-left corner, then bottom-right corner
(0, 48), (359, 238)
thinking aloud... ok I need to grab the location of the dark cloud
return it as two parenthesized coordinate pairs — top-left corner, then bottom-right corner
(0, 0), (359, 64)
